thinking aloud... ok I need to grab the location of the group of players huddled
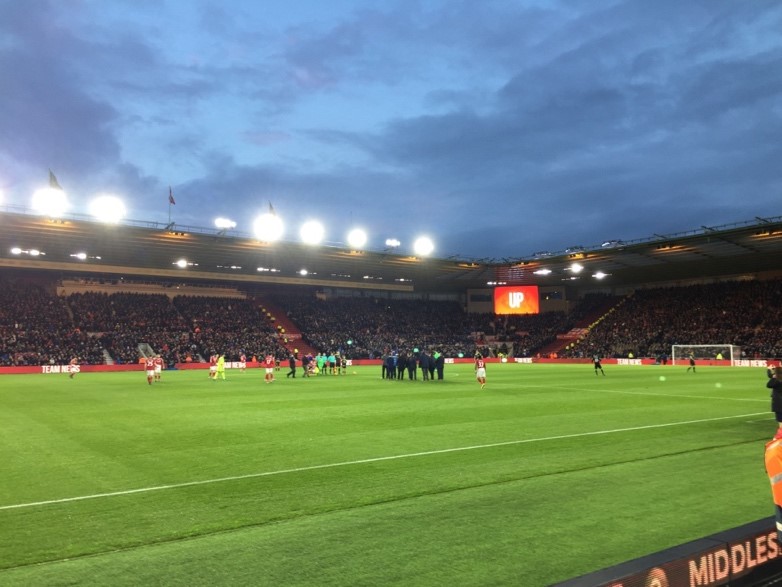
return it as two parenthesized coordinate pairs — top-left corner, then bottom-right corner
(200, 350), (350, 384)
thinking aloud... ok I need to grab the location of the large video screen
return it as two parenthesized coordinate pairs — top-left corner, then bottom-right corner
(494, 285), (540, 315)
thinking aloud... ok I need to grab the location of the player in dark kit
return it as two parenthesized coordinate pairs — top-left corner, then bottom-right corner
(593, 355), (605, 376)
(687, 355), (696, 373)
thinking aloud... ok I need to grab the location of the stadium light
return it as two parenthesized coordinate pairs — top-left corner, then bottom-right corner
(385, 238), (401, 248)
(413, 236), (434, 257)
(31, 187), (68, 218)
(175, 259), (188, 268)
(253, 213), (284, 242)
(533, 269), (552, 275)
(568, 263), (584, 273)
(214, 217), (237, 229)
(347, 228), (368, 249)
(300, 220), (325, 245)
(89, 194), (126, 223)
(593, 272), (609, 280)
(10, 247), (46, 257)
(299, 269), (309, 276)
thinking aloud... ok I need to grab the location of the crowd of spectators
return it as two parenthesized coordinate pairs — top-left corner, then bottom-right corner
(0, 280), (104, 366)
(271, 296), (466, 358)
(2, 276), (781, 366)
(562, 280), (782, 359)
(269, 294), (576, 359)
(173, 296), (288, 362)
(0, 281), (291, 366)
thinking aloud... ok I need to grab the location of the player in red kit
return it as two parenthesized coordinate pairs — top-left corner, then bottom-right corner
(68, 357), (79, 379)
(145, 356), (155, 385)
(209, 353), (218, 379)
(239, 353), (247, 373)
(262, 354), (275, 383)
(474, 353), (487, 389)
(153, 354), (164, 382)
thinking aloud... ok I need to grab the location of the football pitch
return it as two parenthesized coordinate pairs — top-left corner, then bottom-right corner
(0, 363), (774, 586)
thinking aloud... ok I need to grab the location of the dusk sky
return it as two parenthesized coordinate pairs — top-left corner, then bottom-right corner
(1, 0), (781, 260)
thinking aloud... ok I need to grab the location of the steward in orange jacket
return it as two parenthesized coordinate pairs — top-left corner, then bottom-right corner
(764, 428), (782, 544)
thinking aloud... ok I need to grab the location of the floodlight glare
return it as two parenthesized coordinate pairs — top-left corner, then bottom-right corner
(347, 228), (367, 249)
(253, 213), (284, 242)
(593, 271), (608, 280)
(89, 194), (126, 223)
(299, 269), (309, 276)
(570, 263), (584, 273)
(533, 269), (552, 275)
(300, 220), (325, 245)
(214, 217), (237, 229)
(10, 247), (22, 255)
(29, 249), (40, 256)
(385, 238), (401, 248)
(175, 259), (188, 268)
(413, 236), (434, 257)
(31, 187), (68, 218)
(71, 252), (88, 260)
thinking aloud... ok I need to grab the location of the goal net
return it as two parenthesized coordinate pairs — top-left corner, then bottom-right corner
(671, 344), (742, 366)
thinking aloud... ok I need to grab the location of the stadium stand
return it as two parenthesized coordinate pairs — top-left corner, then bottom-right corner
(3, 274), (782, 366)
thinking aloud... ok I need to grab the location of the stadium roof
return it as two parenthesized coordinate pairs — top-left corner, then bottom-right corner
(1, 210), (781, 293)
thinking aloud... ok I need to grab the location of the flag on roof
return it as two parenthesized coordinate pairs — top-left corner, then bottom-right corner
(168, 187), (176, 205)
(49, 170), (63, 190)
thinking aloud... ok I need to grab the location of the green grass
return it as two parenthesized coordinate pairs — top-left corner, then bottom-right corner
(0, 363), (774, 586)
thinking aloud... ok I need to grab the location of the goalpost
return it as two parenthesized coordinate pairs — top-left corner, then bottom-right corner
(671, 344), (742, 366)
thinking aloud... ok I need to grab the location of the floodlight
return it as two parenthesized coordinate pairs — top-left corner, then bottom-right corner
(253, 213), (284, 242)
(413, 236), (434, 257)
(300, 220), (324, 245)
(533, 269), (552, 275)
(29, 249), (41, 256)
(347, 228), (367, 249)
(385, 238), (401, 248)
(175, 259), (188, 268)
(569, 263), (584, 273)
(10, 247), (22, 255)
(299, 269), (309, 276)
(593, 272), (608, 280)
(31, 187), (68, 217)
(71, 252), (88, 260)
(214, 217), (237, 229)
(89, 195), (126, 223)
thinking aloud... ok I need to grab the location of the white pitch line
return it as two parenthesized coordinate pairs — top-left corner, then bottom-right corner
(0, 411), (768, 513)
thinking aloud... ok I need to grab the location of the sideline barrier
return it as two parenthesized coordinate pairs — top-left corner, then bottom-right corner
(0, 358), (772, 375)
(554, 517), (782, 587)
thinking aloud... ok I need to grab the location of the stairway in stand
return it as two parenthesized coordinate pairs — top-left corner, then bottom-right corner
(254, 297), (319, 357)
(535, 295), (627, 358)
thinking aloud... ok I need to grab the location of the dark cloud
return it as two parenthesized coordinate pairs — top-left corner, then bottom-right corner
(2, 0), (781, 259)
(0, 1), (120, 175)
